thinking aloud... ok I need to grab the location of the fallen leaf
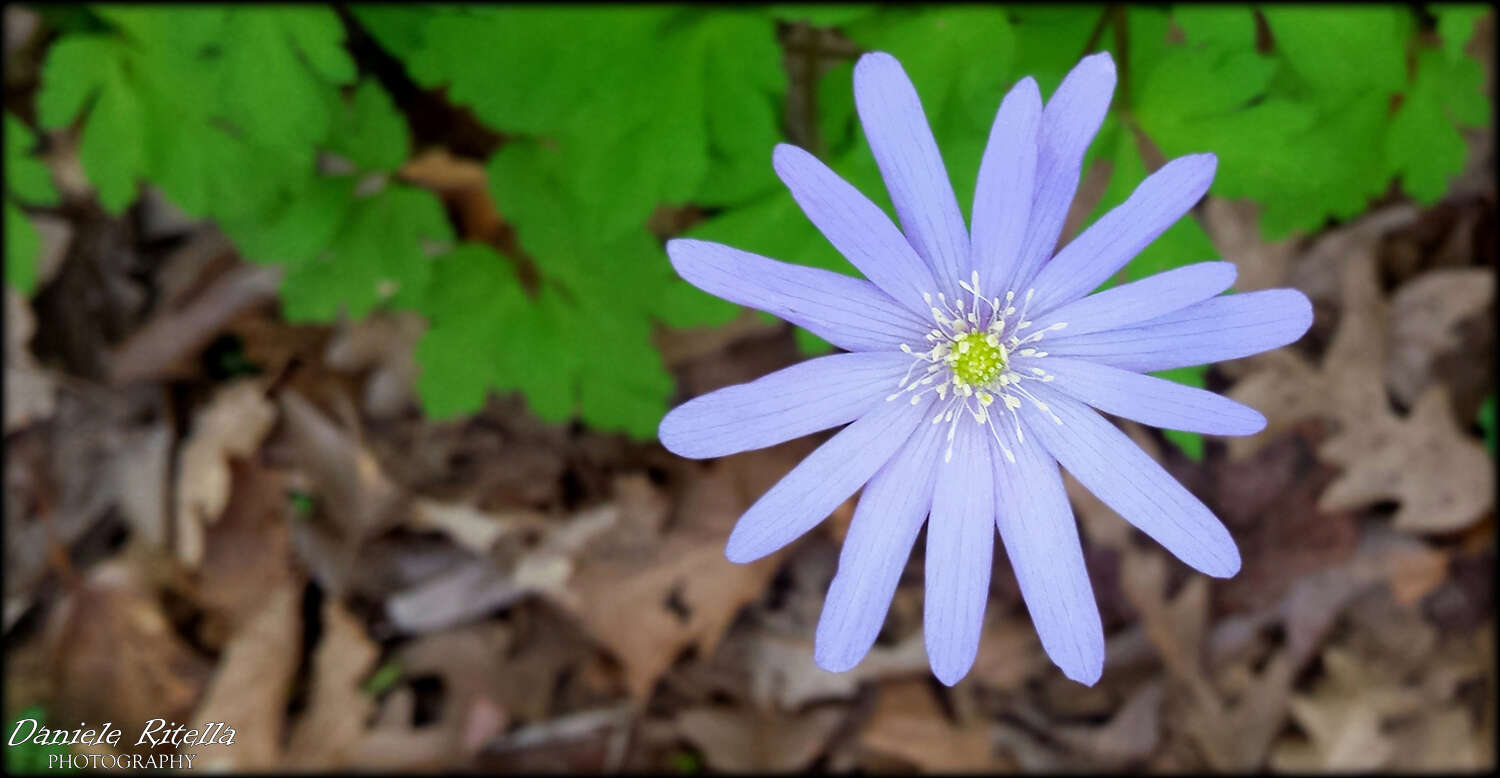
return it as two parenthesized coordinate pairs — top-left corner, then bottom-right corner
(284, 598), (382, 769)
(675, 705), (844, 772)
(191, 581), (303, 770)
(1202, 198), (1298, 292)
(323, 311), (425, 418)
(174, 378), (277, 566)
(44, 560), (212, 743)
(1051, 680), (1165, 765)
(1385, 267), (1494, 406)
(1230, 249), (1493, 532)
(858, 680), (1003, 771)
(745, 630), (928, 711)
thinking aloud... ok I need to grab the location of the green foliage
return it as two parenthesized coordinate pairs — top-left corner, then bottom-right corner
(5, 114), (61, 293)
(29, 4), (1492, 443)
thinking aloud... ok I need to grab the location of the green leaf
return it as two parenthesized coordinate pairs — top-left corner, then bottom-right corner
(1172, 5), (1257, 49)
(1433, 4), (1487, 62)
(1263, 6), (1409, 95)
(279, 184), (454, 322)
(5, 202), (40, 294)
(1008, 6), (1107, 96)
(329, 80), (410, 173)
(219, 8), (353, 155)
(416, 243), (526, 420)
(5, 115), (59, 206)
(6, 705), (75, 775)
(1385, 50), (1468, 203)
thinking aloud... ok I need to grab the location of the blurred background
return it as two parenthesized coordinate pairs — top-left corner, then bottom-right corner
(3, 3), (1495, 772)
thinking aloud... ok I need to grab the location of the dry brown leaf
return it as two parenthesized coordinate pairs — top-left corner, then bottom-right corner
(859, 680), (1003, 771)
(1385, 267), (1494, 406)
(107, 251), (279, 384)
(1318, 386), (1493, 533)
(1051, 680), (1165, 765)
(193, 462), (299, 637)
(1230, 248), (1493, 533)
(559, 463), (779, 700)
(284, 598), (381, 769)
(278, 388), (403, 550)
(44, 560), (212, 742)
(191, 581), (302, 770)
(675, 706), (844, 772)
(745, 631), (928, 711)
(175, 378), (277, 566)
(323, 311), (425, 418)
(1270, 646), (1426, 771)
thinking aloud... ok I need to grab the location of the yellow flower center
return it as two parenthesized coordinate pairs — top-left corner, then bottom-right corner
(949, 331), (1006, 387)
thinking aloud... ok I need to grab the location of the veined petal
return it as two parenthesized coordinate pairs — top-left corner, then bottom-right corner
(1029, 261), (1237, 337)
(991, 433), (1104, 685)
(1008, 51), (1116, 292)
(725, 395), (930, 564)
(772, 144), (939, 315)
(1040, 356), (1266, 436)
(816, 416), (944, 672)
(924, 420), (995, 686)
(1044, 289), (1314, 372)
(1028, 154), (1218, 311)
(971, 77), (1041, 285)
(660, 351), (913, 459)
(1022, 384), (1240, 577)
(853, 52), (970, 286)
(666, 238), (928, 352)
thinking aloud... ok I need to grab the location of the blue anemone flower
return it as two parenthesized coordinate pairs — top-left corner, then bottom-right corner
(660, 51), (1312, 686)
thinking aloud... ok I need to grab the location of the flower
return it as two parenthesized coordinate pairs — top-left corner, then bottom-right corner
(659, 51), (1313, 686)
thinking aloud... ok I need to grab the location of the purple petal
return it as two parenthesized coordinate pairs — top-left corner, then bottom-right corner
(853, 52), (970, 286)
(971, 77), (1041, 286)
(1028, 154), (1218, 311)
(666, 239), (928, 352)
(1021, 384), (1240, 577)
(924, 420), (995, 685)
(1007, 51), (1116, 292)
(1029, 261), (1237, 337)
(772, 144), (940, 315)
(1039, 356), (1266, 436)
(725, 395), (930, 563)
(660, 351), (913, 459)
(815, 418), (944, 672)
(1044, 289), (1314, 372)
(991, 433), (1104, 685)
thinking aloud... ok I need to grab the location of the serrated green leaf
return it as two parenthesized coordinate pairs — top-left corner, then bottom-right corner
(1172, 5), (1257, 49)
(279, 184), (453, 322)
(219, 9), (348, 154)
(5, 202), (40, 294)
(1385, 50), (1468, 203)
(5, 115), (59, 206)
(1433, 4), (1487, 62)
(329, 80), (410, 173)
(1263, 6), (1409, 95)
(1008, 6), (1107, 96)
(37, 35), (123, 129)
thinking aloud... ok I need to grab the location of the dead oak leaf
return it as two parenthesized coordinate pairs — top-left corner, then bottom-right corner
(674, 706), (845, 772)
(859, 680), (1004, 771)
(1386, 267), (1494, 407)
(1318, 386), (1493, 533)
(1230, 250), (1493, 533)
(175, 378), (277, 566)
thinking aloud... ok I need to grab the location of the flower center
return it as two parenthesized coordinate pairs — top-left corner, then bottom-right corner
(949, 331), (1006, 387)
(888, 271), (1070, 464)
